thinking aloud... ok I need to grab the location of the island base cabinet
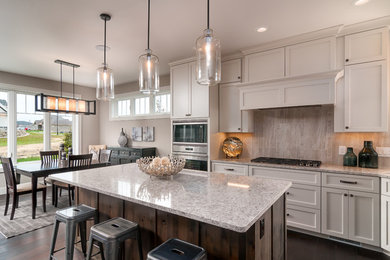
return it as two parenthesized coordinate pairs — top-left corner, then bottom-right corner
(77, 188), (286, 260)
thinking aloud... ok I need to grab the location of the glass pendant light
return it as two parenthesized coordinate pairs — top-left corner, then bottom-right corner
(139, 0), (160, 94)
(196, 0), (221, 86)
(97, 13), (115, 101)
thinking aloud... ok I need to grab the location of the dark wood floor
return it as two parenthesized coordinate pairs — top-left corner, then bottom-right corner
(0, 193), (388, 259)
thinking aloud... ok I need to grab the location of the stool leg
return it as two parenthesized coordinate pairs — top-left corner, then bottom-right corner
(65, 222), (77, 260)
(104, 241), (119, 260)
(79, 221), (87, 256)
(137, 228), (143, 260)
(99, 242), (106, 260)
(48, 220), (60, 260)
(85, 235), (94, 260)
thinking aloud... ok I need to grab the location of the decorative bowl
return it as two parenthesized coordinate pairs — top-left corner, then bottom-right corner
(136, 156), (186, 178)
(222, 137), (243, 158)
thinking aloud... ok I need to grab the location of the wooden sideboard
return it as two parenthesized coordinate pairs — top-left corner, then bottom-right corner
(108, 147), (156, 165)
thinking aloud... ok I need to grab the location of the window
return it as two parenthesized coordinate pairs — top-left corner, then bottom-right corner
(16, 94), (44, 162)
(0, 91), (7, 158)
(135, 97), (150, 115)
(155, 94), (170, 113)
(118, 99), (131, 117)
(51, 113), (73, 151)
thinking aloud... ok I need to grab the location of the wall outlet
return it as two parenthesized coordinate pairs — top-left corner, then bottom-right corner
(377, 147), (390, 157)
(339, 146), (347, 155)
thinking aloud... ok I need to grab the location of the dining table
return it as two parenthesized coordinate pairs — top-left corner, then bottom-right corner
(15, 160), (111, 219)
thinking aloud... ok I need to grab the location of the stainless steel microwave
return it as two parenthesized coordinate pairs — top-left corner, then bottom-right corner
(172, 121), (207, 144)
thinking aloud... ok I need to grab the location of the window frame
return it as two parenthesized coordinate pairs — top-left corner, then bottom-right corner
(109, 86), (171, 121)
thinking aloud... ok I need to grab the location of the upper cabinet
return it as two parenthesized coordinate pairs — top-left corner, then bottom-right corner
(220, 59), (242, 84)
(171, 61), (209, 119)
(345, 28), (388, 65)
(243, 48), (285, 82)
(285, 37), (336, 77)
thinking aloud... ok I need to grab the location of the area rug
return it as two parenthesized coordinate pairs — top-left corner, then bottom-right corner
(0, 193), (68, 238)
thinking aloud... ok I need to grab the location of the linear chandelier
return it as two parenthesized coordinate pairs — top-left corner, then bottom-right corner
(35, 59), (96, 115)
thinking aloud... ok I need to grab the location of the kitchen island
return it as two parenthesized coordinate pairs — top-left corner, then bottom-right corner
(49, 163), (291, 260)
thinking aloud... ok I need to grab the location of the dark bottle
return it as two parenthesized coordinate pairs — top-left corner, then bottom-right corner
(343, 147), (357, 167)
(358, 141), (378, 169)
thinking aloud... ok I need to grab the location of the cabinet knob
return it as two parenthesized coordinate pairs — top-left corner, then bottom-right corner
(345, 126), (349, 129)
(345, 59), (349, 62)
(185, 113), (191, 116)
(286, 213), (290, 217)
(238, 76), (241, 79)
(238, 128), (241, 131)
(286, 192), (290, 195)
(350, 194), (354, 197)
(344, 193), (348, 196)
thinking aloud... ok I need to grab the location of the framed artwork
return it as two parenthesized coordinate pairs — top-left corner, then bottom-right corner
(131, 127), (143, 142)
(143, 126), (154, 142)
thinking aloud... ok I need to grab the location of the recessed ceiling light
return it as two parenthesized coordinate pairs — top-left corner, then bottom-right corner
(354, 0), (370, 6)
(256, 27), (268, 33)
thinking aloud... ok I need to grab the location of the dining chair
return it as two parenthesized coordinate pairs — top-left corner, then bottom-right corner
(99, 149), (112, 163)
(1, 157), (47, 220)
(54, 154), (93, 207)
(39, 150), (59, 165)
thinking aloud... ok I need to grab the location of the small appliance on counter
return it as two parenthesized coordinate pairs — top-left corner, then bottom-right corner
(343, 147), (357, 167)
(251, 157), (322, 168)
(358, 141), (378, 169)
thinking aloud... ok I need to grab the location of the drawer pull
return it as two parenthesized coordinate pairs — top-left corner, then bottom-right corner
(224, 168), (235, 171)
(340, 180), (357, 185)
(185, 148), (194, 151)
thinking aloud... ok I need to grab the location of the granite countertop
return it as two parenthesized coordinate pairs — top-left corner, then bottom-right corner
(212, 158), (390, 178)
(49, 163), (291, 233)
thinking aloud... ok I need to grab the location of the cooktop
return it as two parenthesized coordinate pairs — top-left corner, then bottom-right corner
(251, 157), (322, 168)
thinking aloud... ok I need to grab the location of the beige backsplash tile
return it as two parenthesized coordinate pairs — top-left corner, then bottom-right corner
(217, 105), (390, 168)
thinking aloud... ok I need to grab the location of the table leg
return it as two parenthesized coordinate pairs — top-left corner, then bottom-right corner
(16, 173), (21, 184)
(32, 176), (37, 219)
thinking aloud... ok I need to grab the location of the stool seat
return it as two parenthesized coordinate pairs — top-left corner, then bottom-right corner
(147, 238), (207, 260)
(91, 217), (139, 241)
(56, 204), (96, 221)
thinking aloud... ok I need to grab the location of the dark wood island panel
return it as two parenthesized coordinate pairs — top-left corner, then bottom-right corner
(77, 187), (286, 260)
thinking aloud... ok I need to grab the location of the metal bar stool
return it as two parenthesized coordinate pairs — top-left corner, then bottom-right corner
(147, 238), (207, 260)
(49, 204), (97, 260)
(86, 217), (143, 260)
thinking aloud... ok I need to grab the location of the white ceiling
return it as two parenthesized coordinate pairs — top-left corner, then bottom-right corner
(1, 0), (390, 88)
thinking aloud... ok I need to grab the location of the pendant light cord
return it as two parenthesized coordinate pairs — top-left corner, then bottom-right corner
(60, 63), (63, 97)
(104, 17), (107, 68)
(207, 0), (210, 29)
(72, 66), (75, 98)
(147, 0), (150, 50)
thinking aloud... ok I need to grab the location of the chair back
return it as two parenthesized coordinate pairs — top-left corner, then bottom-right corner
(68, 154), (93, 168)
(1, 157), (17, 192)
(40, 150), (59, 165)
(99, 149), (112, 163)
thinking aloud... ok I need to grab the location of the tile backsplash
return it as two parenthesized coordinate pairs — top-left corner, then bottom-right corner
(219, 105), (390, 168)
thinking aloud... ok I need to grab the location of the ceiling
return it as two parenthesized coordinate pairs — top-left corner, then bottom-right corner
(1, 0), (389, 88)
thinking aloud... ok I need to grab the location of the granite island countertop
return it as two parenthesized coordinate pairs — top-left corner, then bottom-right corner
(49, 163), (291, 233)
(212, 158), (390, 178)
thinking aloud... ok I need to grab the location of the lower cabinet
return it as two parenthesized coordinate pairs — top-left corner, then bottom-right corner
(382, 195), (390, 251)
(287, 205), (321, 232)
(321, 187), (380, 246)
(211, 162), (249, 176)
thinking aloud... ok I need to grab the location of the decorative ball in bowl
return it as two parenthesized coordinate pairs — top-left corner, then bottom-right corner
(136, 156), (186, 178)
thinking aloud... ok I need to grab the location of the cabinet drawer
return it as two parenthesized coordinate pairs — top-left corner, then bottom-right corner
(287, 184), (321, 209)
(212, 163), (248, 176)
(286, 205), (321, 232)
(250, 166), (321, 186)
(322, 172), (379, 193)
(382, 178), (390, 196)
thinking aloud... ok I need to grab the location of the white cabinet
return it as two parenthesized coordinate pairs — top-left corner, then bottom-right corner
(382, 194), (390, 251)
(345, 28), (388, 65)
(171, 62), (209, 119)
(321, 187), (380, 246)
(212, 162), (249, 176)
(219, 83), (253, 132)
(286, 37), (336, 77)
(321, 187), (349, 239)
(221, 59), (242, 84)
(287, 205), (321, 232)
(344, 60), (388, 132)
(287, 184), (321, 209)
(243, 48), (285, 82)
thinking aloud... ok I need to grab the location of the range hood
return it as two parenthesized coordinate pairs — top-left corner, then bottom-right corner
(238, 70), (344, 110)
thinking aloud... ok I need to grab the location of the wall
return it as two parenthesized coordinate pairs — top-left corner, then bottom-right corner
(98, 75), (171, 156)
(220, 105), (390, 168)
(0, 71), (100, 153)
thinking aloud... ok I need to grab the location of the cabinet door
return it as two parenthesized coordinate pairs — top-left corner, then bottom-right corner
(348, 191), (380, 246)
(344, 60), (388, 132)
(382, 195), (390, 251)
(243, 48), (285, 82)
(190, 62), (209, 118)
(286, 37), (336, 77)
(345, 28), (388, 65)
(286, 205), (321, 232)
(171, 63), (190, 118)
(221, 59), (241, 84)
(219, 84), (242, 132)
(321, 187), (349, 239)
